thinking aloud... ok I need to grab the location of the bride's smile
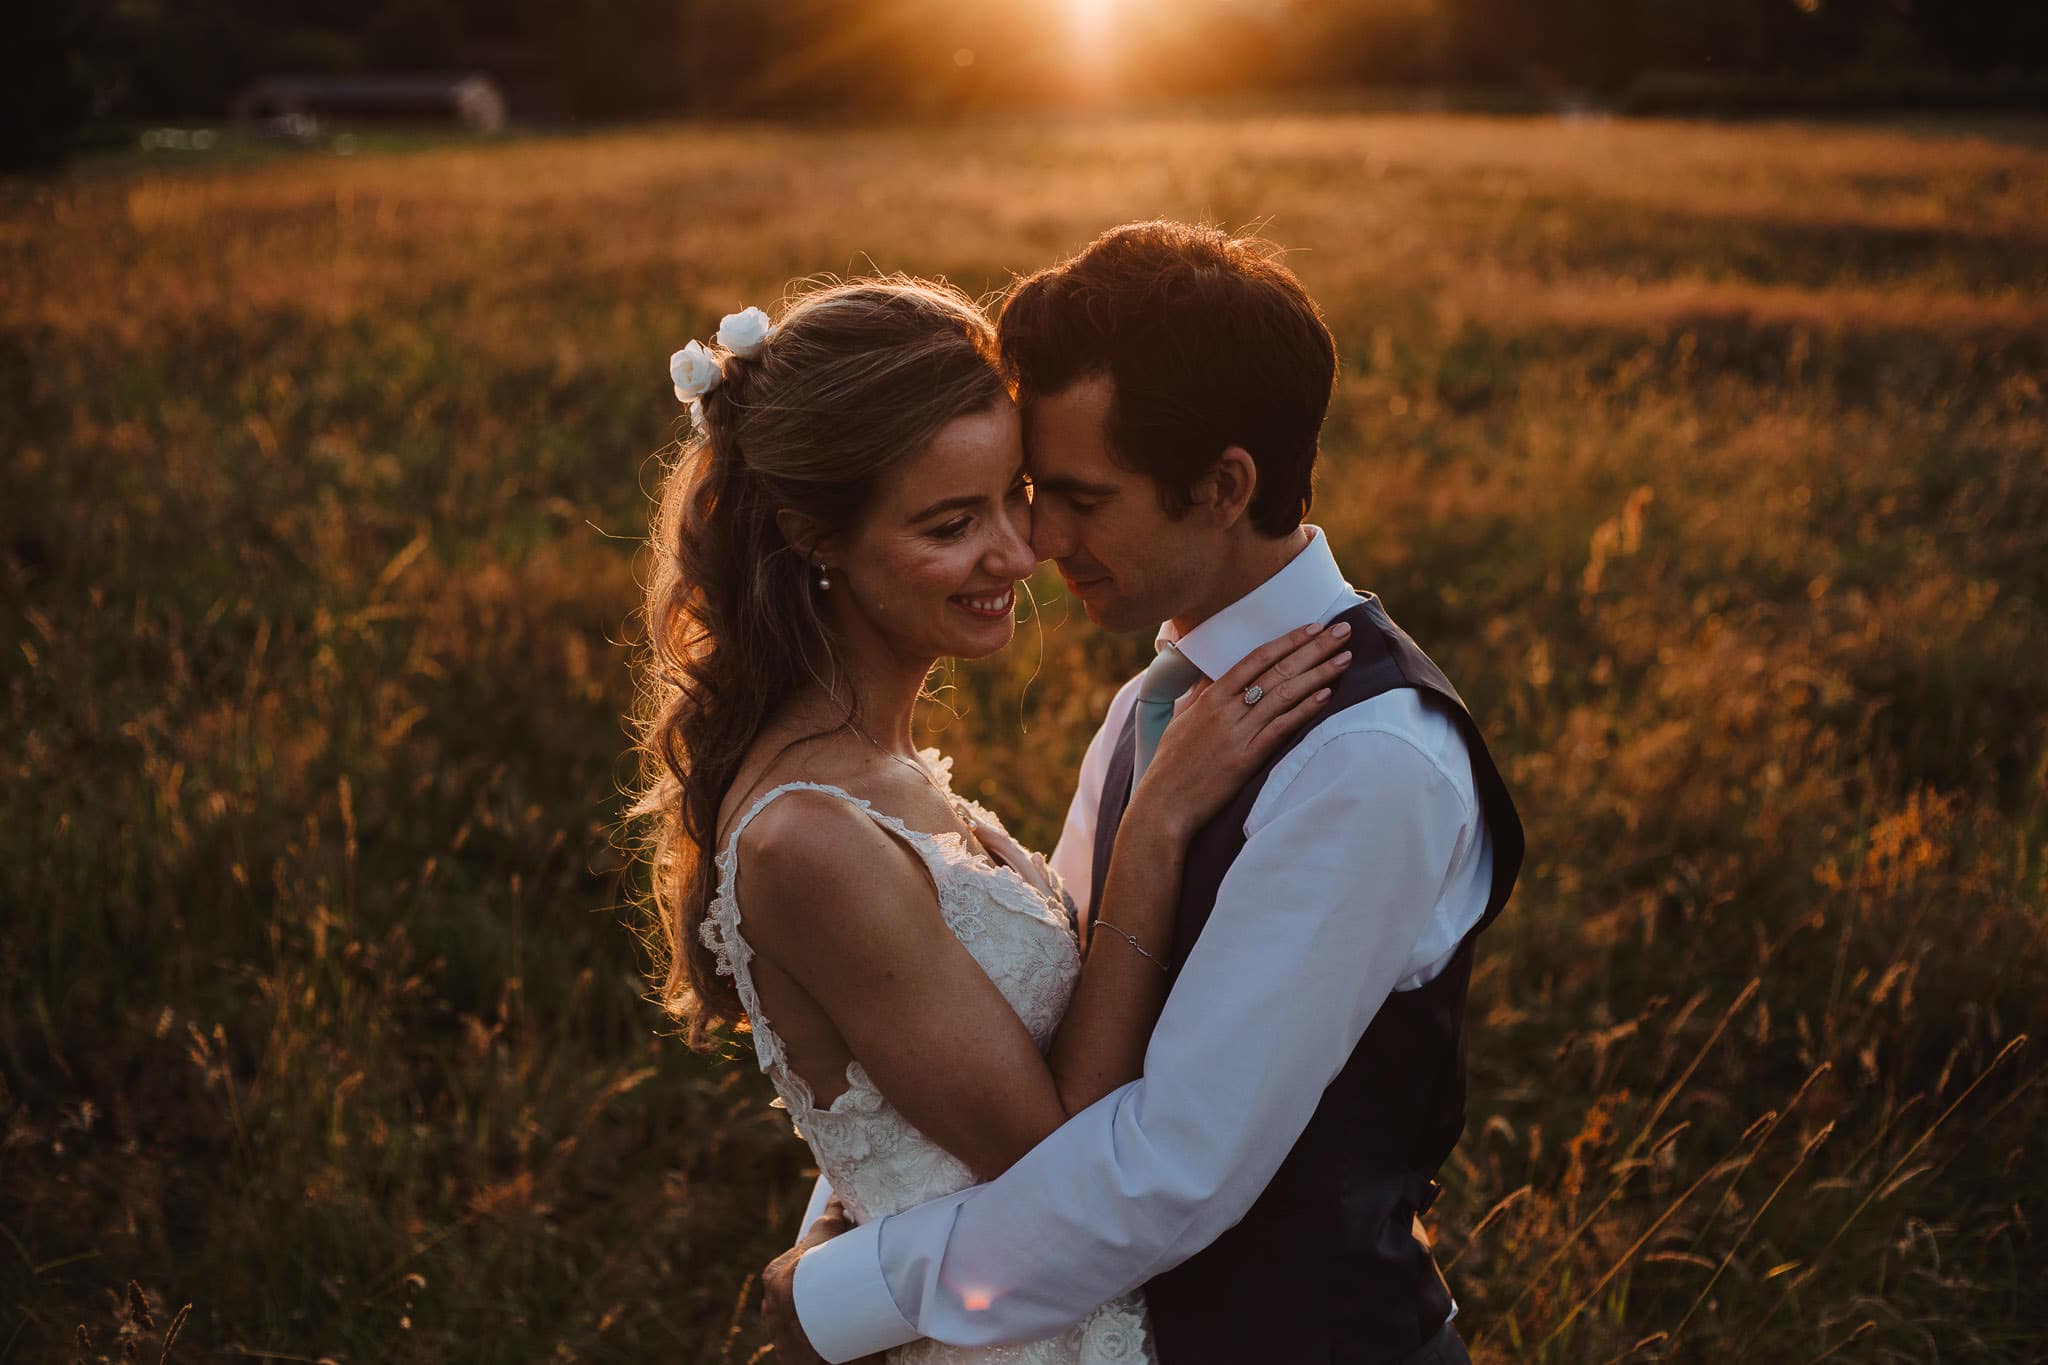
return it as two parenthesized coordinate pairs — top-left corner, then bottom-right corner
(949, 587), (1016, 620)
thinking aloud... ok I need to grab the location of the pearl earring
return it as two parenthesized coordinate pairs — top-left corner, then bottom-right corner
(815, 562), (831, 591)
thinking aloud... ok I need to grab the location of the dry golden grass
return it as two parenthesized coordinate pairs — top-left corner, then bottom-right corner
(4, 112), (2045, 1362)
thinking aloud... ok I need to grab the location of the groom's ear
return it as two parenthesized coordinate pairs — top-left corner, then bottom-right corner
(1191, 446), (1258, 529)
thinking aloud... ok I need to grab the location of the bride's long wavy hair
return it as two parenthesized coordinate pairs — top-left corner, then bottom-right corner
(631, 277), (1007, 1044)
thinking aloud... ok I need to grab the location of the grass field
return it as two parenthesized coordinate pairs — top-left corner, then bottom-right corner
(4, 112), (2046, 1362)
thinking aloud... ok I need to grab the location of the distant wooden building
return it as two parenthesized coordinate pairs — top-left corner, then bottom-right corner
(232, 73), (509, 134)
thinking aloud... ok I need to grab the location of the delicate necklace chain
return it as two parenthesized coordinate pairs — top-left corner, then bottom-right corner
(782, 692), (981, 848)
(841, 717), (1006, 865)
(842, 714), (960, 812)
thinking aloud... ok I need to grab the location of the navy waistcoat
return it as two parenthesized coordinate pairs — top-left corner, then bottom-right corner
(1087, 596), (1523, 1365)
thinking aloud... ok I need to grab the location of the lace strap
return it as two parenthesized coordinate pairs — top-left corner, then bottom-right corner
(721, 779), (937, 862)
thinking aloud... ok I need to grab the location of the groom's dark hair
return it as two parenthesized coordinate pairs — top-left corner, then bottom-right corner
(998, 220), (1337, 537)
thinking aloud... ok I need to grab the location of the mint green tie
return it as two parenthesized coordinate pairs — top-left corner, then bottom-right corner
(1132, 643), (1206, 789)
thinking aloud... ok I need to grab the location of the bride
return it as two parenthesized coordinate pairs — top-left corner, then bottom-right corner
(632, 280), (1350, 1363)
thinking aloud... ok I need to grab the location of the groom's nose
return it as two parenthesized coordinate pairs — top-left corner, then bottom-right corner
(1028, 499), (1073, 563)
(988, 516), (1037, 581)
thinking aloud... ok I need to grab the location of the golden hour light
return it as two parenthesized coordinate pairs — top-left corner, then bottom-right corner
(1062, 0), (1121, 43)
(12, 3), (2046, 1363)
(1059, 0), (1126, 88)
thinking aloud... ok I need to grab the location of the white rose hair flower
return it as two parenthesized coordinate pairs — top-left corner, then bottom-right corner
(668, 307), (775, 425)
(669, 339), (723, 403)
(715, 305), (773, 358)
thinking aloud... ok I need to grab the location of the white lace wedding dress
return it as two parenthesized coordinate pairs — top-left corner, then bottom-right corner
(699, 752), (1156, 1365)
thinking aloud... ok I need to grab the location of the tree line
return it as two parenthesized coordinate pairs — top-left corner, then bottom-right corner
(12, 0), (2047, 169)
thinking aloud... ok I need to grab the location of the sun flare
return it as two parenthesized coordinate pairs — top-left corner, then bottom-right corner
(1062, 0), (1122, 48)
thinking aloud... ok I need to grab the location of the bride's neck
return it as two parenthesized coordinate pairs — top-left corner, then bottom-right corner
(788, 633), (933, 759)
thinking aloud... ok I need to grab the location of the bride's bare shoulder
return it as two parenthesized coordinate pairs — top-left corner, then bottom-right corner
(729, 786), (930, 935)
(735, 785), (879, 864)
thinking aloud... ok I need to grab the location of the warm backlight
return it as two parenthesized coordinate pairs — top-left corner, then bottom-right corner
(1067, 0), (1128, 47)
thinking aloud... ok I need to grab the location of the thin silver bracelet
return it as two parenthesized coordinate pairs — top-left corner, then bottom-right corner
(1091, 919), (1171, 976)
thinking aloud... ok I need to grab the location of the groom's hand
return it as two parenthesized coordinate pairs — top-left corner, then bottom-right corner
(762, 1197), (880, 1364)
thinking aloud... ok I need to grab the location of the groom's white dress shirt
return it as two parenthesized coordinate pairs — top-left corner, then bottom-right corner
(792, 527), (1496, 1360)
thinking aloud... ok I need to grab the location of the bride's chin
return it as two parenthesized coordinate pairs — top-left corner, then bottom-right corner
(947, 624), (1016, 661)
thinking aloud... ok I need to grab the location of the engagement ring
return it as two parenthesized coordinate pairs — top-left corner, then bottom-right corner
(1242, 684), (1264, 705)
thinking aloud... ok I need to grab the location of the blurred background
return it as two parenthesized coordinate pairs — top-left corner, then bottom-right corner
(11, 0), (2048, 169)
(4, 3), (2046, 1363)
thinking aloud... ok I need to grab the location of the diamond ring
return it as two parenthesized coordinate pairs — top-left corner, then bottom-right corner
(1242, 684), (1265, 706)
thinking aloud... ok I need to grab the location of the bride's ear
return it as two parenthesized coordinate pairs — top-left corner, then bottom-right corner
(774, 507), (832, 565)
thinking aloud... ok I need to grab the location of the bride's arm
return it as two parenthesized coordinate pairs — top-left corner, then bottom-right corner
(738, 795), (1104, 1182)
(1043, 618), (1353, 1113)
(737, 623), (1350, 1184)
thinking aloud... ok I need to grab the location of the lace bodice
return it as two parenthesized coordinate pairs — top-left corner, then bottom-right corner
(700, 751), (1155, 1365)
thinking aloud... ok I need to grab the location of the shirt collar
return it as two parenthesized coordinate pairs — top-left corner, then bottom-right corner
(1155, 525), (1357, 680)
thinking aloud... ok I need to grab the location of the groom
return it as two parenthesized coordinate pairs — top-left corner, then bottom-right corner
(762, 221), (1523, 1365)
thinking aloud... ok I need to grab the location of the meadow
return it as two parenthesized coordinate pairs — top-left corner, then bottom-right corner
(4, 111), (2045, 1362)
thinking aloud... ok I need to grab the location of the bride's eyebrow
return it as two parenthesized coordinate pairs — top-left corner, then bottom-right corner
(906, 492), (984, 522)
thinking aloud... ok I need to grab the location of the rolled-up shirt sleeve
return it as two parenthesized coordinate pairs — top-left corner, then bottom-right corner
(791, 724), (1480, 1358)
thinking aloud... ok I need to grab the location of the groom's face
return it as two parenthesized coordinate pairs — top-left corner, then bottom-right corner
(1024, 375), (1210, 634)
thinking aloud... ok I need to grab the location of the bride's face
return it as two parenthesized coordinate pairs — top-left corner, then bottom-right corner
(823, 401), (1037, 663)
